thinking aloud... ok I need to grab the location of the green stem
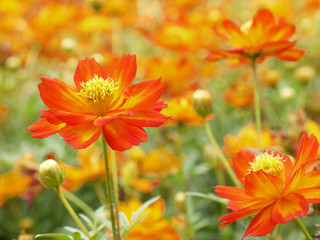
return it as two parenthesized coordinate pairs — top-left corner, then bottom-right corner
(204, 119), (241, 188)
(252, 60), (263, 152)
(295, 218), (312, 240)
(56, 187), (91, 238)
(101, 137), (119, 240)
(110, 149), (121, 239)
(63, 188), (94, 217)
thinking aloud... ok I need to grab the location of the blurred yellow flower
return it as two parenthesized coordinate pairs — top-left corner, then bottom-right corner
(119, 198), (181, 240)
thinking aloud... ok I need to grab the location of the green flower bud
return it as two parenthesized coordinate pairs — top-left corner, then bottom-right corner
(39, 159), (64, 189)
(192, 89), (213, 117)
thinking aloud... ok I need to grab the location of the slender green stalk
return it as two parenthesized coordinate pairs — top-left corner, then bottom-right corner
(252, 60), (263, 152)
(101, 137), (119, 240)
(56, 187), (91, 238)
(295, 218), (312, 240)
(204, 119), (241, 187)
(110, 149), (121, 239)
(63, 188), (94, 217)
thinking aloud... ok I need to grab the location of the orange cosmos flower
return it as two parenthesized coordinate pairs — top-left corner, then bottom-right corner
(119, 198), (181, 240)
(27, 54), (170, 151)
(216, 133), (320, 239)
(206, 9), (305, 63)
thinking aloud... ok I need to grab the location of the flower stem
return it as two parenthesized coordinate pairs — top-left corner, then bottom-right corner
(204, 119), (241, 187)
(56, 187), (91, 238)
(252, 60), (263, 152)
(295, 218), (312, 240)
(101, 137), (119, 240)
(110, 149), (121, 239)
(63, 188), (94, 217)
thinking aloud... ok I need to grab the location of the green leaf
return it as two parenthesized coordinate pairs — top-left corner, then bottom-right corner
(89, 234), (98, 240)
(72, 232), (81, 240)
(186, 192), (228, 205)
(119, 212), (129, 230)
(64, 227), (87, 240)
(34, 233), (72, 240)
(79, 213), (93, 229)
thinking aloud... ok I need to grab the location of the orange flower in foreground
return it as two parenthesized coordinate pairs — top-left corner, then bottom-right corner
(206, 9), (305, 63)
(119, 198), (180, 240)
(27, 54), (170, 151)
(216, 133), (320, 239)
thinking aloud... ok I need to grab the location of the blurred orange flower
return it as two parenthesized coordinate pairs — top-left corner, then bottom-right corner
(162, 97), (213, 126)
(62, 145), (106, 191)
(119, 198), (180, 240)
(224, 75), (254, 108)
(216, 133), (320, 239)
(223, 125), (280, 158)
(28, 54), (170, 151)
(0, 170), (31, 206)
(121, 147), (180, 193)
(206, 9), (305, 63)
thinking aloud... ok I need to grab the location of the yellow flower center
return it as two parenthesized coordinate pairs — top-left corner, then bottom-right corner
(80, 74), (118, 103)
(249, 153), (284, 176)
(79, 74), (118, 115)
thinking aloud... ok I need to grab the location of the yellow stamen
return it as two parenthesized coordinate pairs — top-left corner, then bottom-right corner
(249, 153), (284, 176)
(80, 74), (118, 103)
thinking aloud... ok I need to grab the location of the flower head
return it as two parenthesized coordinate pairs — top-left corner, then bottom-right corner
(215, 133), (320, 239)
(206, 9), (305, 63)
(27, 54), (170, 151)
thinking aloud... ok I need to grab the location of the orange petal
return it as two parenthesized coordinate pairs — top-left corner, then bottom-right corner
(27, 119), (65, 138)
(74, 58), (109, 90)
(39, 77), (91, 113)
(275, 48), (305, 61)
(293, 169), (320, 202)
(219, 208), (259, 227)
(215, 186), (271, 211)
(121, 79), (165, 110)
(269, 23), (295, 41)
(271, 193), (308, 223)
(261, 40), (296, 56)
(103, 119), (148, 151)
(120, 109), (171, 127)
(292, 133), (319, 175)
(220, 20), (248, 47)
(245, 171), (284, 199)
(242, 205), (276, 239)
(232, 150), (255, 185)
(59, 122), (102, 149)
(52, 110), (98, 125)
(109, 54), (137, 102)
(249, 9), (276, 45)
(205, 49), (245, 62)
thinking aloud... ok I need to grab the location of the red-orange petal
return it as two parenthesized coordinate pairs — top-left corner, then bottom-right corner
(133, 179), (161, 193)
(205, 49), (244, 62)
(250, 9), (276, 37)
(39, 77), (91, 113)
(275, 48), (305, 61)
(108, 54), (137, 103)
(103, 119), (148, 151)
(219, 208), (259, 227)
(27, 119), (65, 138)
(232, 150), (255, 185)
(74, 58), (109, 90)
(245, 171), (284, 199)
(271, 193), (308, 223)
(292, 133), (319, 175)
(52, 110), (98, 125)
(121, 79), (165, 110)
(59, 122), (102, 149)
(269, 23), (295, 41)
(120, 109), (171, 127)
(242, 205), (276, 240)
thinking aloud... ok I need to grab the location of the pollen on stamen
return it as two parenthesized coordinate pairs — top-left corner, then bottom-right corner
(249, 152), (284, 176)
(79, 74), (118, 103)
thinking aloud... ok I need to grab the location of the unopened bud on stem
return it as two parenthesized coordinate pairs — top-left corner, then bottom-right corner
(192, 89), (213, 117)
(39, 159), (64, 189)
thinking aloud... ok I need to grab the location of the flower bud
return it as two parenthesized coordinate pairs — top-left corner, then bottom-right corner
(86, 0), (104, 11)
(174, 191), (186, 212)
(294, 65), (316, 84)
(61, 38), (77, 53)
(279, 86), (296, 102)
(39, 159), (64, 189)
(203, 144), (219, 169)
(192, 89), (213, 117)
